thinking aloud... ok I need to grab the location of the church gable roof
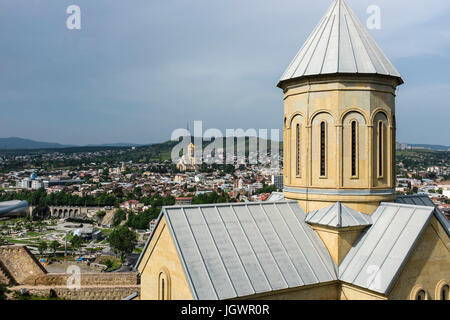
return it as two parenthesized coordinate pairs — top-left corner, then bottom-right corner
(339, 202), (434, 295)
(305, 202), (372, 228)
(161, 201), (337, 300)
(395, 194), (450, 237)
(278, 0), (403, 87)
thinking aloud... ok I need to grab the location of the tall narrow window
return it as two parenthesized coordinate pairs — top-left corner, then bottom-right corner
(378, 121), (383, 177)
(416, 290), (426, 300)
(351, 121), (357, 177)
(161, 278), (165, 300)
(441, 285), (449, 300)
(296, 124), (300, 176)
(320, 122), (326, 177)
(159, 271), (170, 300)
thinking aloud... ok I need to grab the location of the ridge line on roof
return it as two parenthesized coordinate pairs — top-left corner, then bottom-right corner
(286, 202), (337, 279)
(181, 207), (219, 299)
(229, 205), (273, 289)
(196, 206), (238, 298)
(274, 202), (323, 283)
(242, 205), (290, 288)
(339, 205), (388, 276)
(259, 204), (306, 285)
(348, 205), (401, 284)
(213, 206), (256, 295)
(365, 207), (416, 291)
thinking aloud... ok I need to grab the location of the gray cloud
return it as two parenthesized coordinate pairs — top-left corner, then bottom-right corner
(0, 0), (448, 145)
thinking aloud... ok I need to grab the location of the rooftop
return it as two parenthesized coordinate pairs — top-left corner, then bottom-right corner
(305, 202), (372, 228)
(278, 0), (403, 87)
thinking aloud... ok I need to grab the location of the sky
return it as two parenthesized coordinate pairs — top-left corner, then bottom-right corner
(0, 0), (449, 146)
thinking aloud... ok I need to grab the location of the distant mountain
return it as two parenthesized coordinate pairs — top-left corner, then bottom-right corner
(0, 137), (145, 150)
(0, 137), (73, 150)
(85, 143), (142, 147)
(397, 142), (450, 151)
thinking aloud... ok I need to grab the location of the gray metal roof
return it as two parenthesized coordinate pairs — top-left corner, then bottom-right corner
(305, 202), (372, 228)
(339, 202), (434, 295)
(163, 201), (337, 300)
(278, 0), (403, 87)
(0, 200), (29, 216)
(395, 194), (450, 237)
(266, 192), (285, 202)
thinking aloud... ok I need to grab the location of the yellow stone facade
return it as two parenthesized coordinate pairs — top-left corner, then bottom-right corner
(310, 224), (367, 266)
(388, 216), (450, 300)
(137, 216), (193, 300)
(281, 75), (399, 214)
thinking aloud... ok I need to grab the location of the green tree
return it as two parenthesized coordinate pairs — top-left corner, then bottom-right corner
(49, 240), (59, 256)
(108, 226), (137, 262)
(38, 240), (48, 256)
(0, 282), (9, 300)
(112, 209), (127, 227)
(70, 235), (83, 255)
(96, 210), (106, 221)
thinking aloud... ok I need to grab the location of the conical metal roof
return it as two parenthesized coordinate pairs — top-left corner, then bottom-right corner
(305, 202), (372, 228)
(278, 0), (403, 87)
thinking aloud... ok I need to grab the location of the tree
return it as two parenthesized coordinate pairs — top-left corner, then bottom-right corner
(112, 209), (127, 227)
(0, 282), (9, 300)
(96, 210), (106, 222)
(70, 235), (83, 255)
(38, 240), (48, 256)
(108, 226), (137, 262)
(49, 240), (59, 256)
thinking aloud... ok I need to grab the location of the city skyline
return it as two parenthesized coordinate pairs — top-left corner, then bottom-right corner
(1, 0), (449, 146)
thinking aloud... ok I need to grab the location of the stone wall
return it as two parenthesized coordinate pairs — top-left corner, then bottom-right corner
(0, 259), (15, 285)
(17, 286), (140, 300)
(23, 272), (139, 286)
(0, 245), (46, 284)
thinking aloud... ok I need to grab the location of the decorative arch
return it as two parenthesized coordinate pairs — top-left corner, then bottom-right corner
(158, 268), (171, 300)
(370, 108), (391, 127)
(287, 111), (306, 129)
(308, 109), (336, 127)
(435, 280), (449, 300)
(410, 285), (428, 300)
(339, 108), (369, 126)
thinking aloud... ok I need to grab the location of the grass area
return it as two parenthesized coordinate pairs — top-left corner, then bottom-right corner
(97, 256), (122, 272)
(13, 291), (63, 300)
(100, 228), (113, 235)
(25, 232), (42, 237)
(5, 238), (37, 245)
(133, 247), (143, 254)
(0, 218), (27, 226)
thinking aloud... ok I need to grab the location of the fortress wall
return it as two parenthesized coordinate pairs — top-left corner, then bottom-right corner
(22, 272), (139, 286)
(0, 246), (46, 284)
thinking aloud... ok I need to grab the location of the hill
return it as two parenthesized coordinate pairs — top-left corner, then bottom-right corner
(0, 137), (72, 150)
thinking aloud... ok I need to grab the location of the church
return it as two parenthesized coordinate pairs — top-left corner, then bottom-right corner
(136, 0), (450, 300)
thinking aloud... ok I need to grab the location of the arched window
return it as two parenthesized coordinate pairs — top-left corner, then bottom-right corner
(158, 270), (170, 300)
(320, 122), (326, 177)
(351, 120), (358, 177)
(441, 284), (449, 300)
(377, 120), (384, 177)
(296, 124), (301, 177)
(416, 290), (426, 300)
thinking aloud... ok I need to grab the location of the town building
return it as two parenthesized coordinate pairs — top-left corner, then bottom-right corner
(136, 0), (450, 300)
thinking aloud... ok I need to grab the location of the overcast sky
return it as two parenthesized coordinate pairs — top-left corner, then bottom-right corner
(0, 0), (449, 146)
